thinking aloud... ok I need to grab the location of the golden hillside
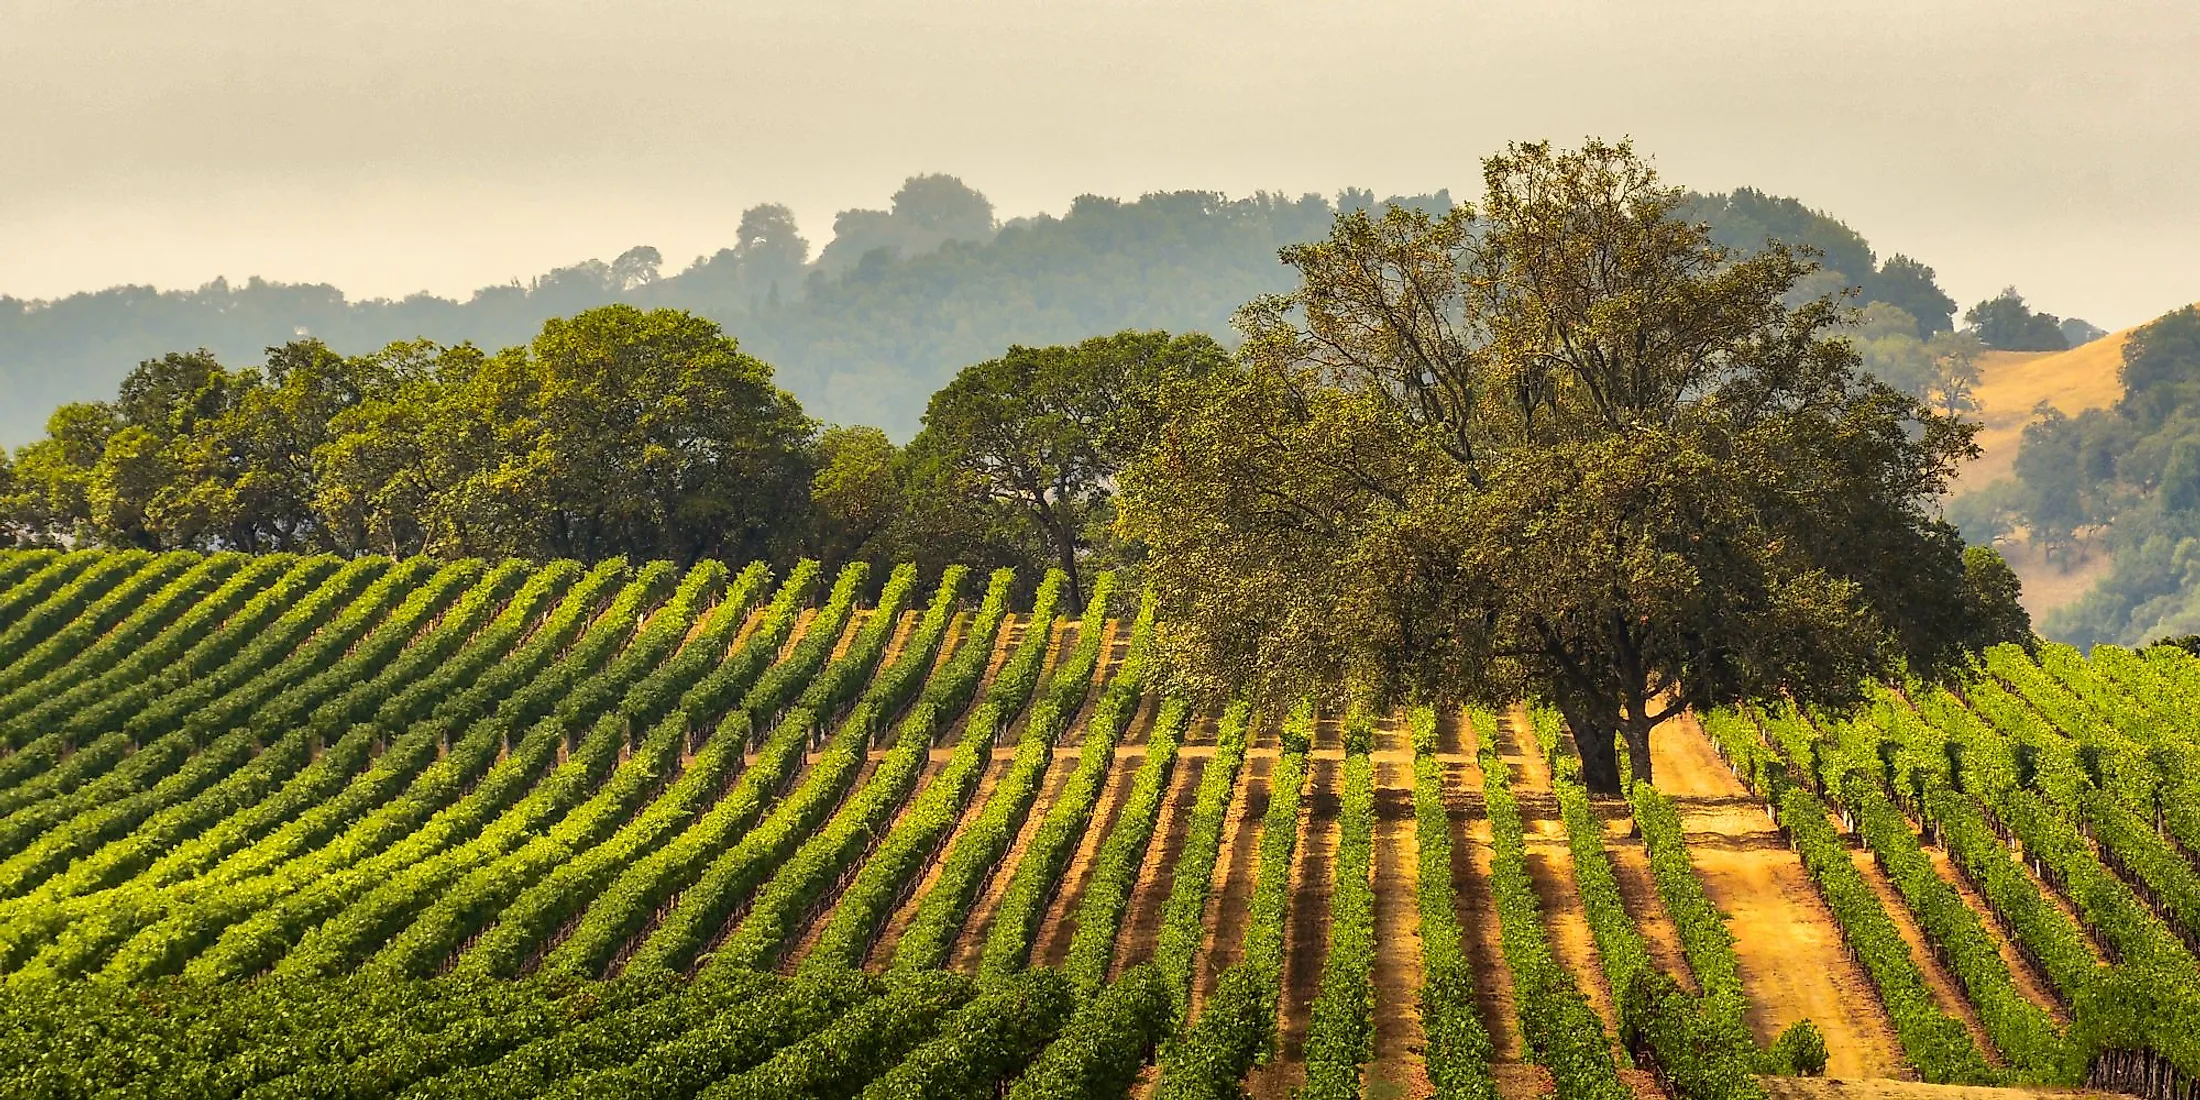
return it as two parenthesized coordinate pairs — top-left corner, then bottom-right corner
(1952, 332), (2131, 494)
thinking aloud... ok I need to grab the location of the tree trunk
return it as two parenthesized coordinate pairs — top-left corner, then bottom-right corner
(1621, 713), (1656, 789)
(1056, 540), (1085, 612)
(1048, 518), (1085, 612)
(1558, 697), (1624, 796)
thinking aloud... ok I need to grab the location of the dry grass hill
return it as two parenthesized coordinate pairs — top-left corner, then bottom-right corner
(1949, 321), (2144, 619)
(1953, 338), (2130, 496)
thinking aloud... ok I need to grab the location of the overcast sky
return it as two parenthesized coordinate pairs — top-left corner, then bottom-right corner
(3, 0), (2195, 330)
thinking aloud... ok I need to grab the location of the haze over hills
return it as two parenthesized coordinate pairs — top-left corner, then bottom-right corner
(0, 178), (1997, 446)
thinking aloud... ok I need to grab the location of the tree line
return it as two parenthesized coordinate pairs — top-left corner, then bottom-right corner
(0, 306), (1218, 611)
(0, 141), (2035, 792)
(4, 173), (2012, 448)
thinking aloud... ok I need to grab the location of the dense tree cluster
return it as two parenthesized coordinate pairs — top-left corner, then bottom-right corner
(0, 307), (814, 563)
(1687, 188), (1960, 336)
(1962, 286), (2106, 353)
(0, 307), (1210, 610)
(1118, 141), (2030, 793)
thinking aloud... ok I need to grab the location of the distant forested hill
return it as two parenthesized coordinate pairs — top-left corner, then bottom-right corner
(0, 176), (1955, 443)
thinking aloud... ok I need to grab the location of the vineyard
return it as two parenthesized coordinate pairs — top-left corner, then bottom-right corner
(2, 547), (2199, 1100)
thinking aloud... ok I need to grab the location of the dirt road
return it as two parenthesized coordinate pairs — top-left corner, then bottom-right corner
(1652, 714), (1907, 1080)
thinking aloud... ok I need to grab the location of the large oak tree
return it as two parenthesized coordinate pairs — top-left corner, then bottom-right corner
(1119, 140), (2028, 793)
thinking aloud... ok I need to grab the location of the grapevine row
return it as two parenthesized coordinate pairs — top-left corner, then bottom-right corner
(1298, 720), (1376, 1100)
(1701, 707), (1993, 1083)
(1151, 704), (1311, 1100)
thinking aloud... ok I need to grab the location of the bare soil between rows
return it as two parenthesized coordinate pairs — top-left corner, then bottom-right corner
(1652, 713), (1907, 1080)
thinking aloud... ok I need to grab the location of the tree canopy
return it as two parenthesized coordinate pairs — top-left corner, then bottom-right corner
(2, 306), (815, 564)
(1119, 140), (2027, 793)
(1966, 287), (2074, 352)
(895, 331), (1227, 608)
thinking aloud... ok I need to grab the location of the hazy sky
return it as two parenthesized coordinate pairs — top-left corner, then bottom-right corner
(3, 0), (2196, 329)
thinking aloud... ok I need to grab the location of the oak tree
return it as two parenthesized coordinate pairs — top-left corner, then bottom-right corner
(1121, 140), (2025, 793)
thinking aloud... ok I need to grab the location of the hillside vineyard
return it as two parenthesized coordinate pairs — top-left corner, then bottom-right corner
(0, 549), (2197, 1100)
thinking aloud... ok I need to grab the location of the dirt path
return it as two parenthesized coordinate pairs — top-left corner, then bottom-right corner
(862, 610), (920, 690)
(1072, 619), (1124, 722)
(1601, 806), (1700, 995)
(1920, 846), (2073, 1021)
(776, 606), (820, 661)
(958, 614), (1033, 744)
(1245, 755), (1338, 1100)
(1031, 742), (1146, 968)
(921, 609), (972, 681)
(1445, 711), (1543, 1100)
(1191, 753), (1271, 1017)
(1847, 847), (2005, 1067)
(1181, 711), (1220, 748)
(1761, 1077), (2116, 1100)
(1112, 672), (1161, 748)
(1109, 754), (1206, 978)
(1030, 617), (1078, 710)
(1368, 732), (1434, 1100)
(826, 608), (868, 662)
(1652, 714), (1907, 1080)
(949, 755), (1074, 971)
(722, 605), (769, 656)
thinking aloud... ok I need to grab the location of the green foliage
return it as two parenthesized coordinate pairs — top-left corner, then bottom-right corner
(1626, 779), (1749, 1031)
(1153, 746), (1309, 1100)
(902, 330), (1226, 607)
(1549, 733), (1764, 1100)
(793, 569), (1023, 974)
(1712, 707), (1995, 1084)
(1057, 697), (1188, 994)
(1011, 965), (1175, 1100)
(1299, 749), (1377, 1099)
(0, 550), (160, 672)
(1150, 702), (1252, 1014)
(103, 562), (666, 984)
(1010, 698), (1248, 1095)
(1966, 287), (2072, 352)
(2118, 306), (2200, 428)
(1687, 189), (1953, 334)
(1766, 1020), (1829, 1077)
(549, 971), (876, 1099)
(1812, 710), (2077, 1081)
(978, 593), (1163, 978)
(1123, 139), (1995, 796)
(1476, 726), (1630, 1100)
(3, 307), (816, 563)
(886, 579), (1134, 973)
(707, 575), (993, 975)
(628, 565), (1005, 978)
(704, 970), (974, 1100)
(857, 969), (1077, 1099)
(1945, 305), (2200, 647)
(1899, 674), (2200, 1085)
(1407, 708), (1498, 1100)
